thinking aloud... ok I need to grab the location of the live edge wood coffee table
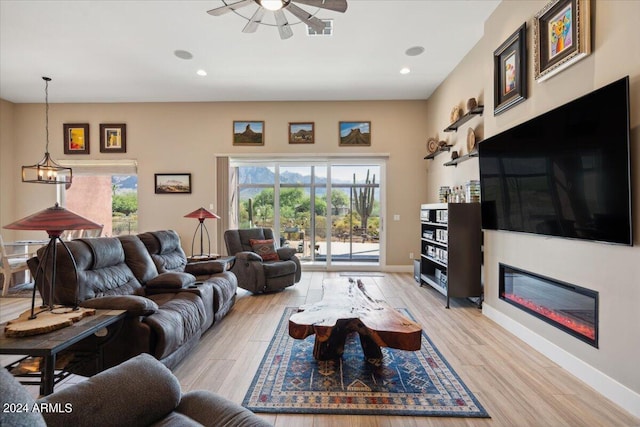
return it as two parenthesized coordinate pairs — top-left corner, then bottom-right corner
(288, 278), (422, 366)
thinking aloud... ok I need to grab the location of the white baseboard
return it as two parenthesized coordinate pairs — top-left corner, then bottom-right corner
(483, 303), (640, 418)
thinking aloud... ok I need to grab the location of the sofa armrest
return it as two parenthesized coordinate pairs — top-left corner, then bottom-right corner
(185, 260), (225, 275)
(276, 247), (297, 260)
(177, 390), (273, 427)
(236, 251), (263, 262)
(79, 295), (158, 316)
(146, 272), (196, 289)
(39, 354), (181, 427)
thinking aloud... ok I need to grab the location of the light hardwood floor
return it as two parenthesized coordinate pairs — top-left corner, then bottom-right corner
(2, 272), (639, 426)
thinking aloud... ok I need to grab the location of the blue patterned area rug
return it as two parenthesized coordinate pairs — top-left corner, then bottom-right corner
(243, 307), (489, 418)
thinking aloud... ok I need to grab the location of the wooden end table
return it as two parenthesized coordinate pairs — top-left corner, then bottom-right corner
(288, 278), (422, 366)
(1, 309), (126, 395)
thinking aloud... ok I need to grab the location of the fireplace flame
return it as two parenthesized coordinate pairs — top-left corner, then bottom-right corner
(502, 293), (595, 340)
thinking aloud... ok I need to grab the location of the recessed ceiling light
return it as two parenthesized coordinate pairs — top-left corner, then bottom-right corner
(174, 50), (193, 60)
(196, 69), (207, 76)
(400, 67), (411, 75)
(405, 46), (425, 57)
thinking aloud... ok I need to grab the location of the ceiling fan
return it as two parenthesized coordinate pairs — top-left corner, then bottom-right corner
(207, 0), (348, 40)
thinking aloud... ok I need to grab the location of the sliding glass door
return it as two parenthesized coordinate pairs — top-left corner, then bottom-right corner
(231, 159), (383, 267)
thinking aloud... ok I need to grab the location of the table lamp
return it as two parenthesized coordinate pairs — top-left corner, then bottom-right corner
(184, 207), (220, 259)
(3, 203), (102, 319)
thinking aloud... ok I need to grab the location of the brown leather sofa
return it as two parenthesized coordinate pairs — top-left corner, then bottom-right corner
(29, 230), (237, 373)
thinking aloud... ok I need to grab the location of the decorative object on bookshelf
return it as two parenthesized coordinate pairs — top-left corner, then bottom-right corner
(450, 106), (462, 123)
(467, 97), (478, 112)
(467, 128), (476, 152)
(451, 150), (459, 160)
(426, 137), (439, 154)
(494, 22), (528, 115)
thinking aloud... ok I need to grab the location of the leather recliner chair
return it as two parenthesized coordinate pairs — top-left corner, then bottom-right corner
(224, 228), (301, 293)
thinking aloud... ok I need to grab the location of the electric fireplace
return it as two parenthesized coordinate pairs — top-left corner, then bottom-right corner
(499, 264), (598, 347)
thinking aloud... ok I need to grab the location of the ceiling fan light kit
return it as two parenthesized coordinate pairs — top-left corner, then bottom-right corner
(208, 0), (347, 39)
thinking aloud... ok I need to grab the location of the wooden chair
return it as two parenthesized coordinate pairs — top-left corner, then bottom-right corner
(0, 235), (34, 296)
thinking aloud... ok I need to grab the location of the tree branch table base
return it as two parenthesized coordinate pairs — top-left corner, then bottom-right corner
(288, 278), (422, 366)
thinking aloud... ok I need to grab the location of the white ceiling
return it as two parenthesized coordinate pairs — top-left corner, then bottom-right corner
(0, 0), (499, 104)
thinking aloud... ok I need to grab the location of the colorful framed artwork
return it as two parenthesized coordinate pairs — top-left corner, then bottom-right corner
(100, 123), (127, 153)
(534, 0), (591, 82)
(63, 123), (90, 154)
(154, 173), (191, 194)
(339, 121), (371, 146)
(233, 121), (264, 146)
(494, 23), (528, 115)
(289, 122), (315, 144)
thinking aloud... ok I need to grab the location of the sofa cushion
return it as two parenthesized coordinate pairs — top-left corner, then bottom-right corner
(250, 239), (279, 261)
(147, 272), (196, 289)
(145, 292), (206, 359)
(39, 353), (181, 427)
(138, 231), (188, 273)
(118, 235), (158, 283)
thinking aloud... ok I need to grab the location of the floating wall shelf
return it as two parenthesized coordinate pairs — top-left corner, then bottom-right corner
(443, 105), (484, 132)
(443, 150), (478, 167)
(424, 145), (452, 160)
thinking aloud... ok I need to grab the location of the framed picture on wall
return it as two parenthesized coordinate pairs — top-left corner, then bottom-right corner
(534, 0), (591, 82)
(155, 173), (191, 194)
(289, 122), (315, 144)
(233, 121), (264, 146)
(63, 123), (90, 154)
(339, 121), (371, 146)
(493, 23), (527, 115)
(100, 123), (127, 153)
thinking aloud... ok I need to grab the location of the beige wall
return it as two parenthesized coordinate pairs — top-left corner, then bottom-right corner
(424, 0), (640, 402)
(0, 100), (429, 268)
(0, 100), (16, 241)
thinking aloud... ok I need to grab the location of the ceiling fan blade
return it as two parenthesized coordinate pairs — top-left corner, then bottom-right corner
(293, 0), (347, 13)
(242, 7), (266, 33)
(274, 10), (294, 39)
(285, 3), (326, 33)
(207, 0), (254, 16)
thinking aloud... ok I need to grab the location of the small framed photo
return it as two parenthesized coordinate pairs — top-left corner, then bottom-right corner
(534, 0), (591, 82)
(155, 173), (191, 194)
(233, 121), (264, 146)
(100, 123), (127, 153)
(289, 122), (315, 144)
(339, 121), (371, 146)
(63, 123), (90, 154)
(494, 23), (527, 115)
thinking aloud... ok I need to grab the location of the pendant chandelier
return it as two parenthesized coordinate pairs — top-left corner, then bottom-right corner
(21, 77), (72, 184)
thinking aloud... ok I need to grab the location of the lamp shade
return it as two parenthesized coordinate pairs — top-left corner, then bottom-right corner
(4, 203), (101, 234)
(184, 207), (220, 221)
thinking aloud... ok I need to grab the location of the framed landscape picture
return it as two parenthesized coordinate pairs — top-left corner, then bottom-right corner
(339, 121), (371, 146)
(154, 173), (191, 194)
(534, 0), (591, 82)
(233, 121), (264, 146)
(100, 123), (127, 153)
(494, 23), (527, 115)
(63, 123), (90, 154)
(289, 122), (315, 144)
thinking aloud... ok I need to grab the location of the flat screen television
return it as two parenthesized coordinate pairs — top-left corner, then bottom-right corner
(478, 76), (632, 245)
